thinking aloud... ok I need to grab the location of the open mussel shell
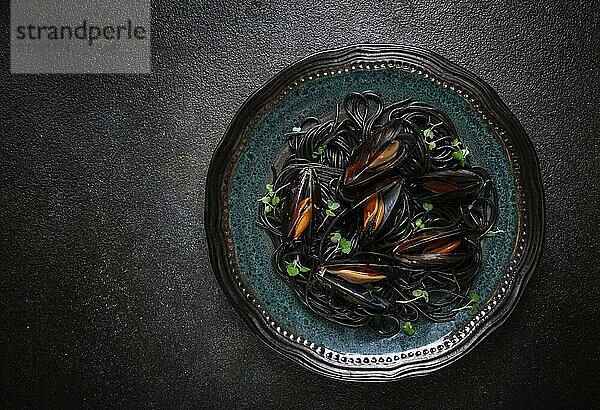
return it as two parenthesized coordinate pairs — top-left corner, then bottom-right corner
(410, 169), (483, 202)
(348, 177), (406, 237)
(317, 271), (395, 313)
(317, 261), (404, 284)
(343, 118), (416, 187)
(393, 229), (467, 266)
(283, 168), (321, 241)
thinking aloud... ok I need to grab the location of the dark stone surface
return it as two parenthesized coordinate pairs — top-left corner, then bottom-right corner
(1, 0), (599, 407)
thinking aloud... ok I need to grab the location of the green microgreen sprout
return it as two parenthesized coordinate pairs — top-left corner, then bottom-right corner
(325, 199), (341, 218)
(330, 232), (351, 254)
(260, 183), (281, 213)
(423, 122), (442, 140)
(422, 202), (433, 212)
(451, 138), (461, 147)
(452, 147), (470, 167)
(453, 292), (481, 316)
(403, 321), (415, 336)
(340, 238), (351, 254)
(412, 218), (425, 230)
(312, 145), (327, 158)
(423, 122), (442, 150)
(468, 204), (474, 210)
(285, 256), (310, 276)
(412, 289), (429, 303)
(363, 283), (383, 297)
(485, 229), (505, 237)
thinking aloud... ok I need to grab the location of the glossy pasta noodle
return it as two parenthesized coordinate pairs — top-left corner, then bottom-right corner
(258, 91), (498, 337)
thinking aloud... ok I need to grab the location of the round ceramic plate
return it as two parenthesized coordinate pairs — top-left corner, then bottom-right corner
(205, 45), (544, 381)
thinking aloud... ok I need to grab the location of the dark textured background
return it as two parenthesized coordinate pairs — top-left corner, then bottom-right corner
(2, 0), (600, 407)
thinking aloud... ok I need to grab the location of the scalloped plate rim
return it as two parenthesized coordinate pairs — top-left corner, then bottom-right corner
(205, 44), (545, 381)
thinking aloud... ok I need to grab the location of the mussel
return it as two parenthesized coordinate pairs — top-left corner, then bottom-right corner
(283, 168), (321, 240)
(410, 169), (483, 202)
(343, 118), (415, 187)
(317, 270), (394, 313)
(350, 177), (405, 236)
(393, 229), (465, 266)
(318, 262), (401, 284)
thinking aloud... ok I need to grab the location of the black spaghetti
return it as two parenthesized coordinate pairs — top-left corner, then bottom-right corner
(258, 91), (498, 337)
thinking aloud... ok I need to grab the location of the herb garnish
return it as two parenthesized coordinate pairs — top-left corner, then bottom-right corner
(413, 218), (425, 230)
(422, 202), (433, 212)
(453, 292), (481, 316)
(325, 199), (341, 218)
(312, 145), (327, 158)
(260, 183), (280, 213)
(412, 289), (429, 303)
(423, 122), (442, 140)
(403, 321), (415, 336)
(485, 229), (505, 237)
(330, 232), (351, 254)
(286, 256), (310, 276)
(452, 147), (470, 167)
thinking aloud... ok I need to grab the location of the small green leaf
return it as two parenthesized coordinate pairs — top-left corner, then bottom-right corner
(287, 264), (299, 276)
(453, 148), (469, 167)
(468, 305), (478, 316)
(414, 218), (425, 229)
(412, 289), (429, 302)
(468, 204), (474, 210)
(331, 233), (342, 243)
(340, 238), (351, 254)
(266, 184), (274, 195)
(326, 209), (335, 217)
(300, 266), (310, 273)
(260, 196), (271, 204)
(403, 321), (415, 336)
(485, 229), (505, 237)
(311, 145), (327, 158)
(422, 202), (433, 212)
(469, 293), (481, 302)
(292, 126), (302, 132)
(271, 196), (280, 205)
(264, 205), (273, 213)
(423, 128), (434, 139)
(452, 138), (461, 147)
(428, 141), (436, 150)
(327, 200), (341, 210)
(373, 286), (382, 292)
(364, 283), (373, 290)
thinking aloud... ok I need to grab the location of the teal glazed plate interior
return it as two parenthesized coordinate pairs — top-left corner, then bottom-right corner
(205, 45), (544, 381)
